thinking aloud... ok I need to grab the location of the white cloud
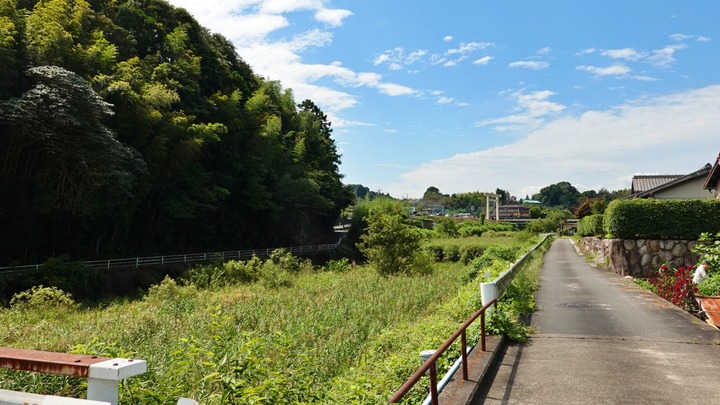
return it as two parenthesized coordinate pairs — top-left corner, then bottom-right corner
(601, 48), (644, 61)
(376, 83), (416, 96)
(374, 48), (427, 70)
(476, 90), (565, 130)
(406, 50), (428, 64)
(447, 42), (494, 55)
(436, 96), (455, 105)
(536, 47), (551, 55)
(577, 48), (596, 55)
(631, 75), (658, 82)
(166, 0), (418, 124)
(508, 61), (550, 70)
(429, 54), (447, 65)
(373, 54), (390, 65)
(576, 64), (631, 77)
(648, 44), (686, 67)
(473, 56), (494, 65)
(388, 85), (720, 198)
(315, 8), (353, 26)
(697, 36), (712, 42)
(259, 0), (318, 14)
(444, 35), (454, 42)
(669, 33), (693, 42)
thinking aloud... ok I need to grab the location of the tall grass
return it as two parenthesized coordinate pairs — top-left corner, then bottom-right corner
(0, 263), (472, 403)
(0, 232), (543, 404)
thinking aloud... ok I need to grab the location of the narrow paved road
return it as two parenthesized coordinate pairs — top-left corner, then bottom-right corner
(476, 238), (720, 405)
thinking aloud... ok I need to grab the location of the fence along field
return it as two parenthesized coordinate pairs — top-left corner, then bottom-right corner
(0, 231), (540, 404)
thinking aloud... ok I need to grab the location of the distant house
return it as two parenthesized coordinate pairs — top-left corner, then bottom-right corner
(562, 219), (578, 235)
(498, 204), (530, 220)
(629, 164), (713, 200)
(703, 153), (720, 199)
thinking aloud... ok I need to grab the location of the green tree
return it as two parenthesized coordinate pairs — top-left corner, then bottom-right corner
(0, 66), (145, 258)
(533, 181), (580, 209)
(358, 208), (432, 276)
(0, 0), (355, 264)
(0, 66), (144, 215)
(446, 191), (484, 213)
(435, 216), (459, 237)
(496, 188), (510, 205)
(526, 208), (573, 233)
(0, 0), (21, 97)
(529, 206), (543, 219)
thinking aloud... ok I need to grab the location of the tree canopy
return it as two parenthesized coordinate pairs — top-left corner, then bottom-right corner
(532, 181), (580, 209)
(0, 0), (352, 264)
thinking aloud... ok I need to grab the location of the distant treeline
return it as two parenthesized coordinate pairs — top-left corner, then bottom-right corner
(0, 0), (353, 265)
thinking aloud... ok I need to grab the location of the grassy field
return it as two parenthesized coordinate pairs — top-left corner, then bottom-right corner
(0, 232), (542, 404)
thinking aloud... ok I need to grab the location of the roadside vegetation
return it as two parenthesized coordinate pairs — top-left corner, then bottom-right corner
(574, 197), (720, 316)
(0, 208), (550, 403)
(634, 232), (720, 312)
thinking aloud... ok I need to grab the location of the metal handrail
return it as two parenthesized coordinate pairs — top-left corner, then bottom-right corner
(389, 234), (554, 404)
(388, 298), (497, 405)
(0, 237), (344, 274)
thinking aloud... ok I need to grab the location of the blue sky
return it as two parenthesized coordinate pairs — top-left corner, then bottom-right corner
(166, 0), (720, 199)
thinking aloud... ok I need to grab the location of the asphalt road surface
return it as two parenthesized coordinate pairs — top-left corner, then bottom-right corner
(475, 238), (720, 405)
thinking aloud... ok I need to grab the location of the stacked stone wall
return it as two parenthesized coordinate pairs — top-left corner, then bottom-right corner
(578, 237), (699, 277)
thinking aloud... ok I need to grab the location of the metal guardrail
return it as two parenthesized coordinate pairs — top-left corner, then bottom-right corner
(389, 298), (497, 405)
(0, 237), (345, 275)
(494, 233), (554, 297)
(390, 233), (555, 404)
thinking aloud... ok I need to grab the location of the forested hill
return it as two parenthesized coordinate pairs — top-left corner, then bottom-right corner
(0, 0), (354, 265)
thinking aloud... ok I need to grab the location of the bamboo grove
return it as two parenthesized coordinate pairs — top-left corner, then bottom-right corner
(0, 0), (354, 265)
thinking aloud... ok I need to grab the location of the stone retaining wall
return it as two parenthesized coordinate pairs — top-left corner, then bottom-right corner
(578, 237), (699, 277)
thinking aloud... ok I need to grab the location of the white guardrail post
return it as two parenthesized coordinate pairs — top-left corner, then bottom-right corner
(481, 233), (553, 310)
(0, 389), (111, 404)
(480, 281), (497, 312)
(87, 358), (147, 405)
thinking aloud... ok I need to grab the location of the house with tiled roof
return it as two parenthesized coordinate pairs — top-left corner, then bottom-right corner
(629, 164), (713, 199)
(703, 153), (720, 199)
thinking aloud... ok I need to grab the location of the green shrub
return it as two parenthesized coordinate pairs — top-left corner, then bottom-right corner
(33, 256), (100, 299)
(697, 273), (720, 296)
(457, 221), (484, 237)
(348, 197), (403, 241)
(578, 214), (605, 237)
(10, 285), (78, 311)
(693, 232), (720, 271)
(425, 245), (445, 262)
(482, 245), (519, 263)
(358, 210), (433, 276)
(324, 258), (352, 273)
(183, 260), (228, 289)
(435, 217), (459, 237)
(460, 245), (485, 265)
(443, 244), (461, 262)
(633, 278), (657, 294)
(224, 256), (263, 283)
(604, 199), (720, 239)
(457, 221), (515, 237)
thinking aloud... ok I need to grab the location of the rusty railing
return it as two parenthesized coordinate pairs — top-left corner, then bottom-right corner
(388, 297), (497, 405)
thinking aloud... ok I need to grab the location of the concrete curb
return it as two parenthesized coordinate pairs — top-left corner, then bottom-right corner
(436, 334), (506, 404)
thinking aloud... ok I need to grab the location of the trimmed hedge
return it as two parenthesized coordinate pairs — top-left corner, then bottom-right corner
(604, 199), (720, 239)
(577, 214), (604, 237)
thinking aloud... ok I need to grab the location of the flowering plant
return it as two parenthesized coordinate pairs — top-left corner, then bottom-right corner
(649, 264), (698, 312)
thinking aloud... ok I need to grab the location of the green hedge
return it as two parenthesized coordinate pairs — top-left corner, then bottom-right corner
(577, 214), (604, 237)
(604, 199), (720, 239)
